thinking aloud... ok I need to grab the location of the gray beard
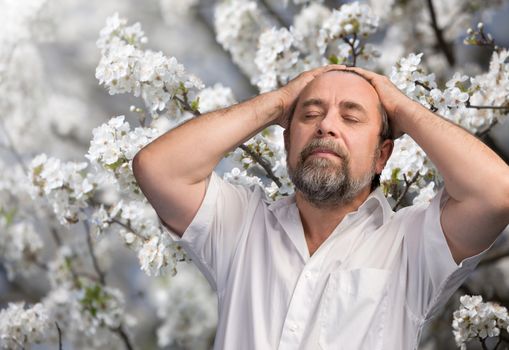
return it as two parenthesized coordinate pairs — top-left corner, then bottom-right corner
(287, 143), (377, 209)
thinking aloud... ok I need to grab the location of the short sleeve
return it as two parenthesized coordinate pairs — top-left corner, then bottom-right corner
(401, 187), (494, 320)
(158, 171), (260, 293)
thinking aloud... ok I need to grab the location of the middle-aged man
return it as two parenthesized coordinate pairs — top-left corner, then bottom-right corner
(132, 64), (509, 349)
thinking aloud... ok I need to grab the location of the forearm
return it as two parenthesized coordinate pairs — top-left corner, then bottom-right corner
(135, 90), (284, 185)
(397, 101), (509, 206)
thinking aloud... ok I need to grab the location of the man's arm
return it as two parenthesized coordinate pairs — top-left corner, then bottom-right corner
(347, 66), (509, 264)
(132, 65), (346, 237)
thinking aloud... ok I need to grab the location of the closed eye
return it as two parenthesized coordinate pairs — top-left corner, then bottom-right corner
(343, 115), (359, 123)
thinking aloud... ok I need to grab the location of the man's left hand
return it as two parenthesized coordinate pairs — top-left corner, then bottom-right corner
(344, 66), (421, 139)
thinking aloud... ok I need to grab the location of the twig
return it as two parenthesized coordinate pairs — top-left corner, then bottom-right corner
(50, 227), (63, 246)
(55, 322), (63, 350)
(392, 172), (420, 210)
(466, 102), (509, 110)
(342, 33), (359, 67)
(494, 336), (502, 350)
(239, 144), (282, 187)
(83, 219), (106, 285)
(480, 337), (489, 350)
(111, 325), (134, 350)
(425, 0), (455, 66)
(108, 217), (146, 240)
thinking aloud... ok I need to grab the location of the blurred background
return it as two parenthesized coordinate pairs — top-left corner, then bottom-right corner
(1, 0), (509, 349)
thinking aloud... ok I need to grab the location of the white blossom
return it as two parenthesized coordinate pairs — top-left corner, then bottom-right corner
(86, 115), (159, 199)
(0, 302), (52, 350)
(196, 83), (237, 113)
(149, 263), (217, 348)
(96, 14), (204, 115)
(317, 2), (379, 60)
(452, 295), (509, 349)
(255, 27), (301, 92)
(29, 154), (96, 225)
(214, 0), (270, 80)
(0, 221), (43, 280)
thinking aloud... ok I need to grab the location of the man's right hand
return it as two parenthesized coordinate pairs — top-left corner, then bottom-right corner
(276, 64), (347, 129)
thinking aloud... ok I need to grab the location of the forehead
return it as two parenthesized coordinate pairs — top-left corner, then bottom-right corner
(298, 71), (380, 111)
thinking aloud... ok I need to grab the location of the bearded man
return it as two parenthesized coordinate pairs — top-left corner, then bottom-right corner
(133, 65), (509, 350)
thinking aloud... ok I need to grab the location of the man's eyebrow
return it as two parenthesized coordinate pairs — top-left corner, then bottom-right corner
(339, 100), (368, 116)
(302, 98), (324, 108)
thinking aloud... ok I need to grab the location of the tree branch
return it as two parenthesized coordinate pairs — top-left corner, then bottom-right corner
(239, 144), (282, 187)
(111, 325), (134, 350)
(83, 218), (106, 285)
(342, 34), (359, 67)
(392, 172), (420, 210)
(425, 0), (455, 66)
(55, 322), (63, 350)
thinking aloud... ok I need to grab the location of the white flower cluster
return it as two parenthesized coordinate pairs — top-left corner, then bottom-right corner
(96, 12), (147, 53)
(159, 0), (200, 25)
(105, 200), (188, 276)
(292, 3), (331, 63)
(464, 49), (509, 133)
(390, 53), (471, 115)
(214, 0), (270, 80)
(453, 295), (509, 349)
(317, 2), (379, 62)
(223, 167), (263, 188)
(0, 221), (43, 280)
(227, 131), (294, 200)
(381, 134), (437, 199)
(96, 13), (204, 115)
(0, 302), (52, 350)
(196, 83), (237, 113)
(29, 154), (96, 225)
(149, 263), (217, 348)
(255, 27), (301, 92)
(86, 115), (159, 199)
(43, 283), (128, 349)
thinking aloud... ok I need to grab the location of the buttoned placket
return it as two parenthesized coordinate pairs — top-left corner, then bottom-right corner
(278, 247), (328, 350)
(276, 209), (369, 350)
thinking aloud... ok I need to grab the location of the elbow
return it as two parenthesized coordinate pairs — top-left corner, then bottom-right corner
(132, 149), (151, 184)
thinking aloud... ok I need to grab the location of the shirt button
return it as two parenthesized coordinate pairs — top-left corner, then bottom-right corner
(305, 271), (312, 278)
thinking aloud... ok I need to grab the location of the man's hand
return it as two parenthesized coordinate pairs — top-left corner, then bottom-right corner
(276, 64), (347, 129)
(343, 66), (421, 139)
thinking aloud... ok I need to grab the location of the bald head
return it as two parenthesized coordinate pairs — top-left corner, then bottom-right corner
(287, 69), (392, 141)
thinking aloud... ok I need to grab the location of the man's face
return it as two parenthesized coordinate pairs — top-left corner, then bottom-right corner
(284, 71), (392, 207)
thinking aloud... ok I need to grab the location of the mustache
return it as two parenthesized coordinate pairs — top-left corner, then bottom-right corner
(300, 139), (348, 162)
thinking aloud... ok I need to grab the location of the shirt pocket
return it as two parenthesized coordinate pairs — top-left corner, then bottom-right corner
(319, 268), (391, 350)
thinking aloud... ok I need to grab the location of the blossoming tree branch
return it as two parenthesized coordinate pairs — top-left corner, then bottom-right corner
(0, 0), (508, 349)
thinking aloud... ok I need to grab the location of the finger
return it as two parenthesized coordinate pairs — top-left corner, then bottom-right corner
(342, 66), (380, 82)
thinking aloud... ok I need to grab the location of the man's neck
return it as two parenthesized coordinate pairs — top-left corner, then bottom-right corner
(295, 187), (372, 256)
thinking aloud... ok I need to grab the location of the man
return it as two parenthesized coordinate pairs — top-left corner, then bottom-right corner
(132, 65), (509, 349)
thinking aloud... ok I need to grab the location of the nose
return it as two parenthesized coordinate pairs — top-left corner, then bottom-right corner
(316, 109), (340, 138)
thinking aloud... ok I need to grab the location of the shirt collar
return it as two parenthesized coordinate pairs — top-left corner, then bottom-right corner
(266, 186), (393, 225)
(264, 187), (393, 263)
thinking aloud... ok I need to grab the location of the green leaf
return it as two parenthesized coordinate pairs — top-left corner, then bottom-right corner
(328, 55), (339, 64)
(190, 97), (200, 112)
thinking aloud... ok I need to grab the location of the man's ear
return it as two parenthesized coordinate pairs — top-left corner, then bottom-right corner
(376, 139), (394, 174)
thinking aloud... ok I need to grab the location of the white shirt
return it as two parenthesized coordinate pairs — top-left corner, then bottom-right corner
(160, 171), (490, 350)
